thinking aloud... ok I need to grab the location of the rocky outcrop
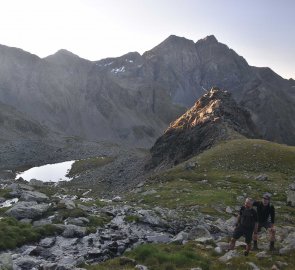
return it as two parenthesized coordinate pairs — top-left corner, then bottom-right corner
(5, 201), (50, 220)
(148, 87), (259, 168)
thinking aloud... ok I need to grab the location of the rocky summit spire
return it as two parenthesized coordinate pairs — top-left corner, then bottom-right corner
(148, 87), (259, 169)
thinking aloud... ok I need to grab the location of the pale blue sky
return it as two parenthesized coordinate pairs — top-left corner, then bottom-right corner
(0, 0), (294, 78)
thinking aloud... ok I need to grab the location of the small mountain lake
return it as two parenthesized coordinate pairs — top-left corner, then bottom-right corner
(16, 160), (75, 182)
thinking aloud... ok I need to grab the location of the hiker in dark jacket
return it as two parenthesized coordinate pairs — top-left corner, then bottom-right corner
(252, 193), (276, 251)
(229, 198), (258, 256)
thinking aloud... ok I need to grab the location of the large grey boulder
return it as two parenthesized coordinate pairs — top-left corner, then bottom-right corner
(20, 190), (49, 203)
(5, 201), (50, 219)
(137, 209), (166, 227)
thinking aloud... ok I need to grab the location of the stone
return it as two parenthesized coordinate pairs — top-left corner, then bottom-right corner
(0, 253), (13, 270)
(188, 225), (211, 240)
(255, 174), (268, 181)
(20, 190), (49, 202)
(287, 184), (295, 206)
(39, 237), (56, 248)
(112, 196), (122, 202)
(218, 250), (239, 262)
(60, 199), (76, 209)
(279, 231), (295, 254)
(29, 179), (44, 187)
(65, 217), (90, 226)
(225, 206), (233, 214)
(256, 251), (270, 259)
(135, 265), (148, 270)
(171, 231), (189, 243)
(195, 237), (213, 244)
(62, 225), (87, 238)
(33, 218), (52, 226)
(216, 242), (229, 252)
(146, 232), (171, 243)
(5, 201), (50, 219)
(142, 189), (157, 196)
(14, 255), (39, 270)
(137, 209), (166, 227)
(246, 262), (260, 270)
(184, 161), (197, 170)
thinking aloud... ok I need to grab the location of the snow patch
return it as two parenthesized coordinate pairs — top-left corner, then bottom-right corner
(111, 66), (126, 74)
(0, 198), (19, 208)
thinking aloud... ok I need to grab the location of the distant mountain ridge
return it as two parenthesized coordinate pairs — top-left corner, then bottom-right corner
(0, 35), (294, 146)
(148, 87), (259, 168)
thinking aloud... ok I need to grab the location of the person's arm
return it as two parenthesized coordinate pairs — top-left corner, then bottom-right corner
(235, 207), (243, 226)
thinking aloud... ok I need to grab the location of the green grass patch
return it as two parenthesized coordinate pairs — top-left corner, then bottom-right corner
(0, 217), (62, 250)
(67, 156), (115, 177)
(124, 215), (140, 223)
(84, 242), (210, 270)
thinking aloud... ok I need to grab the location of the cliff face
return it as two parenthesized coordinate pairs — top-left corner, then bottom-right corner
(148, 88), (259, 168)
(0, 35), (294, 146)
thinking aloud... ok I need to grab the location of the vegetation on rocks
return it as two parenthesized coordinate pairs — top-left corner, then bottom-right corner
(0, 217), (62, 250)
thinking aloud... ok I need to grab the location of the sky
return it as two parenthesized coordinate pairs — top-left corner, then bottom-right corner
(0, 0), (294, 79)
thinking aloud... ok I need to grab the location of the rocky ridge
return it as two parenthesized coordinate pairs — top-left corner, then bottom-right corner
(149, 87), (259, 168)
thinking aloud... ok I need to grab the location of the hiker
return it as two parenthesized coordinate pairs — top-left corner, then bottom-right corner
(252, 193), (276, 251)
(228, 198), (258, 256)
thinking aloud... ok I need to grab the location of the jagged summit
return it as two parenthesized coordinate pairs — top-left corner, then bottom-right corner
(148, 87), (259, 169)
(199, 35), (218, 44)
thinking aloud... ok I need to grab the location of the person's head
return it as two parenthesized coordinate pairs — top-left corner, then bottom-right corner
(244, 197), (253, 209)
(262, 193), (271, 206)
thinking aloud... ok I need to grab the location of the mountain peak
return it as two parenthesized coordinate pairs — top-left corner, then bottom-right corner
(49, 49), (80, 59)
(148, 87), (259, 168)
(201, 35), (218, 43)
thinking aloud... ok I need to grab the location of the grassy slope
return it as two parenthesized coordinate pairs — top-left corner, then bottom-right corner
(89, 139), (295, 270)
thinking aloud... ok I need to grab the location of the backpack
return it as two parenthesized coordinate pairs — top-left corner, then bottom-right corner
(240, 208), (256, 229)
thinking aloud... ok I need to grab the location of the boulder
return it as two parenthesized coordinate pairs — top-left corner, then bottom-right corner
(62, 225), (87, 238)
(218, 250), (239, 262)
(287, 183), (295, 206)
(5, 201), (50, 219)
(0, 253), (13, 270)
(171, 231), (189, 243)
(39, 237), (56, 248)
(279, 231), (295, 254)
(29, 179), (44, 187)
(146, 232), (171, 243)
(255, 174), (268, 181)
(20, 190), (49, 203)
(65, 217), (90, 226)
(135, 265), (148, 270)
(13, 255), (40, 270)
(188, 225), (211, 240)
(60, 199), (76, 210)
(137, 209), (166, 227)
